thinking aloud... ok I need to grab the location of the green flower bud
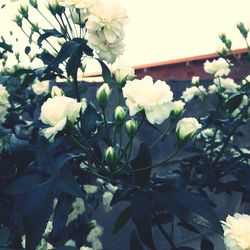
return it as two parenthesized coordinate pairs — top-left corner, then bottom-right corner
(14, 15), (22, 27)
(125, 119), (138, 138)
(114, 106), (126, 124)
(51, 86), (64, 97)
(29, 0), (38, 8)
(176, 117), (201, 142)
(105, 147), (116, 166)
(47, 0), (61, 15)
(31, 22), (39, 33)
(219, 33), (232, 49)
(237, 22), (249, 39)
(96, 83), (111, 108)
(19, 5), (29, 19)
(171, 100), (185, 118)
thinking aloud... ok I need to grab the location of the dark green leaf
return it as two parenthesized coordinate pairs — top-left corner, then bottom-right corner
(23, 180), (55, 249)
(97, 59), (112, 84)
(130, 229), (144, 250)
(0, 227), (10, 246)
(200, 238), (214, 250)
(131, 143), (152, 187)
(25, 46), (31, 54)
(113, 206), (131, 234)
(37, 29), (64, 47)
(225, 94), (243, 113)
(131, 191), (155, 250)
(80, 103), (99, 136)
(6, 174), (45, 195)
(0, 42), (13, 52)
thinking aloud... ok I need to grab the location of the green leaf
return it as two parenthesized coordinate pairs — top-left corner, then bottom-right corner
(200, 238), (214, 250)
(131, 191), (156, 250)
(37, 29), (65, 47)
(130, 229), (144, 250)
(152, 185), (223, 235)
(23, 180), (56, 249)
(225, 94), (243, 113)
(0, 42), (13, 52)
(6, 174), (45, 195)
(97, 59), (112, 84)
(0, 227), (10, 247)
(113, 206), (131, 234)
(131, 143), (152, 187)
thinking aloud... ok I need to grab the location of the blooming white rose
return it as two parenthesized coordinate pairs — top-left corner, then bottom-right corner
(191, 76), (200, 85)
(32, 81), (50, 95)
(208, 84), (219, 94)
(214, 77), (239, 93)
(40, 96), (83, 141)
(0, 84), (10, 124)
(204, 58), (231, 77)
(112, 61), (134, 86)
(176, 117), (202, 141)
(181, 86), (206, 102)
(123, 76), (174, 124)
(221, 213), (250, 250)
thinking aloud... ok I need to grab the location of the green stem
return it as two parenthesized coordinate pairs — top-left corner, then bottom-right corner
(149, 121), (174, 150)
(63, 12), (76, 38)
(102, 108), (111, 143)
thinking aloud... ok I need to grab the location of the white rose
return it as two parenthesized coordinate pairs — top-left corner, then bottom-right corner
(102, 191), (113, 212)
(51, 86), (64, 97)
(0, 84), (10, 124)
(221, 213), (250, 250)
(208, 84), (219, 94)
(112, 61), (134, 86)
(176, 117), (202, 141)
(242, 75), (250, 85)
(214, 77), (239, 93)
(204, 58), (231, 77)
(181, 86), (206, 102)
(122, 76), (174, 124)
(32, 81), (50, 95)
(40, 96), (82, 141)
(84, 185), (98, 194)
(191, 76), (200, 85)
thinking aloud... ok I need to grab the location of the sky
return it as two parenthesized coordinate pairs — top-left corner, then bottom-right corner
(0, 0), (250, 72)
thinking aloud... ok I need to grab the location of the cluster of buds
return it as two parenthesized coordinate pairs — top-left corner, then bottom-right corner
(237, 22), (249, 39)
(219, 33), (232, 50)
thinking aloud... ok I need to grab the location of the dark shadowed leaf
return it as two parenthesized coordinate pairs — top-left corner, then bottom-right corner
(113, 206), (131, 234)
(6, 174), (45, 195)
(23, 180), (55, 249)
(0, 227), (10, 247)
(131, 191), (155, 250)
(225, 94), (243, 113)
(200, 238), (214, 250)
(97, 59), (112, 84)
(130, 228), (144, 250)
(37, 29), (64, 47)
(131, 143), (152, 187)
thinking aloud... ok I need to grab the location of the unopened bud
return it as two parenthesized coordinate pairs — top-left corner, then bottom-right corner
(237, 22), (249, 39)
(125, 119), (138, 138)
(105, 147), (116, 166)
(171, 100), (185, 118)
(51, 86), (64, 97)
(29, 0), (38, 8)
(96, 83), (111, 108)
(19, 5), (29, 19)
(114, 106), (126, 124)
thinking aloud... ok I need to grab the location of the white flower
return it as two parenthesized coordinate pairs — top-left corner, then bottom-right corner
(181, 86), (206, 102)
(242, 75), (250, 85)
(221, 213), (250, 250)
(176, 117), (202, 141)
(102, 191), (113, 212)
(80, 247), (93, 250)
(0, 84), (10, 124)
(84, 185), (98, 194)
(87, 223), (103, 250)
(58, 0), (81, 7)
(40, 96), (83, 141)
(86, 0), (128, 63)
(208, 84), (219, 94)
(112, 61), (134, 85)
(67, 198), (85, 224)
(65, 239), (76, 247)
(122, 76), (174, 124)
(191, 76), (200, 85)
(197, 128), (215, 140)
(51, 86), (64, 97)
(204, 58), (231, 77)
(214, 77), (239, 93)
(32, 81), (50, 95)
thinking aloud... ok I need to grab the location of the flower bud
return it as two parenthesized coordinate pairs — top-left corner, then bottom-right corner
(31, 22), (39, 33)
(171, 100), (185, 118)
(14, 15), (22, 27)
(29, 0), (38, 8)
(19, 5), (29, 19)
(105, 147), (116, 166)
(113, 63), (135, 89)
(237, 22), (249, 39)
(96, 83), (111, 108)
(219, 33), (232, 49)
(125, 119), (138, 138)
(114, 106), (126, 124)
(47, 0), (60, 14)
(51, 86), (64, 97)
(176, 117), (201, 142)
(191, 76), (199, 85)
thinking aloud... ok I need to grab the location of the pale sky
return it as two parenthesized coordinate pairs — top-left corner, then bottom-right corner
(0, 0), (250, 72)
